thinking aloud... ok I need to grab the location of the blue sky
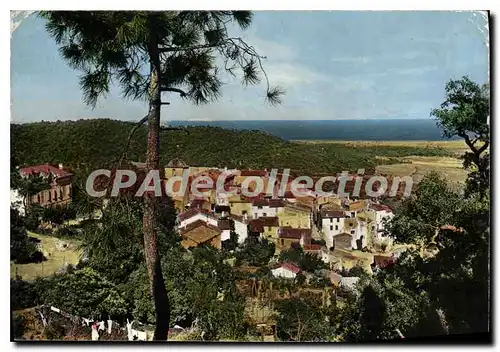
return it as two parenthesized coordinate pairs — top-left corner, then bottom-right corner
(11, 11), (489, 122)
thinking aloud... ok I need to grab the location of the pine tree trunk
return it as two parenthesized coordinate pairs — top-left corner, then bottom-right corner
(143, 42), (170, 341)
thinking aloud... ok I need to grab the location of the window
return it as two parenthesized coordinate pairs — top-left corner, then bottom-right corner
(280, 239), (285, 245)
(337, 218), (340, 223)
(350, 230), (355, 235)
(330, 218), (333, 223)
(60, 189), (63, 200)
(242, 210), (247, 215)
(268, 226), (272, 231)
(48, 191), (52, 202)
(37, 194), (40, 203)
(351, 212), (355, 217)
(263, 212), (267, 217)
(54, 191), (58, 202)
(258, 205), (263, 209)
(254, 213), (258, 218)
(330, 225), (333, 231)
(335, 225), (338, 231)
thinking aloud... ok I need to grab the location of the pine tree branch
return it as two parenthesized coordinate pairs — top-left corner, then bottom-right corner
(161, 87), (187, 97)
(477, 140), (489, 155)
(115, 114), (150, 166)
(158, 42), (218, 53)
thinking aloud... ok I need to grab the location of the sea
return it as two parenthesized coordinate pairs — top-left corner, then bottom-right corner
(169, 119), (458, 141)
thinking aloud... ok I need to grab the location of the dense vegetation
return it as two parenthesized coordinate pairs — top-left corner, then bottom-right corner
(11, 119), (453, 176)
(11, 77), (489, 341)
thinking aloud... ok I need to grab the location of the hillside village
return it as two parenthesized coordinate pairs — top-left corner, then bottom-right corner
(13, 159), (403, 277)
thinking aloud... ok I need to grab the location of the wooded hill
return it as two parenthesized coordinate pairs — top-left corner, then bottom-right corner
(11, 119), (453, 176)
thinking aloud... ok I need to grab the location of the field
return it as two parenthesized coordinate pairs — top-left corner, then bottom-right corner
(11, 232), (81, 281)
(292, 139), (467, 152)
(293, 140), (468, 189)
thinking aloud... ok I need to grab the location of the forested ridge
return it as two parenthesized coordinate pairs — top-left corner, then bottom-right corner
(11, 118), (452, 175)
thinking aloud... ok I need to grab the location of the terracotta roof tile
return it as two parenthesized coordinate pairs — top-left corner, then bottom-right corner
(370, 203), (393, 212)
(21, 164), (73, 178)
(178, 208), (217, 222)
(269, 199), (285, 208)
(240, 170), (267, 177)
(322, 210), (346, 218)
(303, 244), (322, 251)
(218, 219), (231, 230)
(278, 227), (311, 239)
(373, 255), (396, 269)
(179, 219), (221, 236)
(279, 262), (302, 274)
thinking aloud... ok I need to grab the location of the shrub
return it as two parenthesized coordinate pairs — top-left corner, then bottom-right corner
(12, 314), (25, 340)
(43, 321), (66, 340)
(11, 278), (41, 310)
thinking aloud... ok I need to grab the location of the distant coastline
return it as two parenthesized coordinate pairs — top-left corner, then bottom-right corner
(169, 119), (460, 141)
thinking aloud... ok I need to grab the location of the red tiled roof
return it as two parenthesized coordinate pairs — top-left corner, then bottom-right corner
(249, 220), (264, 233)
(21, 164), (73, 178)
(280, 262), (302, 274)
(218, 219), (231, 230)
(240, 170), (267, 177)
(178, 219), (222, 235)
(322, 210), (347, 218)
(178, 208), (217, 222)
(228, 214), (247, 223)
(373, 255), (396, 269)
(257, 216), (279, 227)
(303, 244), (322, 251)
(269, 199), (285, 208)
(370, 203), (393, 212)
(252, 198), (269, 206)
(278, 227), (311, 239)
(249, 217), (279, 232)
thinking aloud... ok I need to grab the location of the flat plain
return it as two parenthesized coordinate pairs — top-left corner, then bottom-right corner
(293, 140), (468, 189)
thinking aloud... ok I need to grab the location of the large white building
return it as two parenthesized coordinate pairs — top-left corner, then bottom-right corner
(321, 210), (348, 249)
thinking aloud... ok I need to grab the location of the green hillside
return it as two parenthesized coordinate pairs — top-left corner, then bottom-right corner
(11, 119), (452, 176)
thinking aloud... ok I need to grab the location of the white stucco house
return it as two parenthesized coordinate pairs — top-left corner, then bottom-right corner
(271, 262), (302, 279)
(230, 214), (249, 244)
(177, 208), (218, 229)
(321, 210), (348, 249)
(369, 203), (394, 241)
(251, 199), (284, 219)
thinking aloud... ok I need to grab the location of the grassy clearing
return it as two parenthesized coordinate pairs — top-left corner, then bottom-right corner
(11, 232), (81, 281)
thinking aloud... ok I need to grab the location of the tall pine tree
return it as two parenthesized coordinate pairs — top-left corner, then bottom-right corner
(40, 11), (282, 340)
